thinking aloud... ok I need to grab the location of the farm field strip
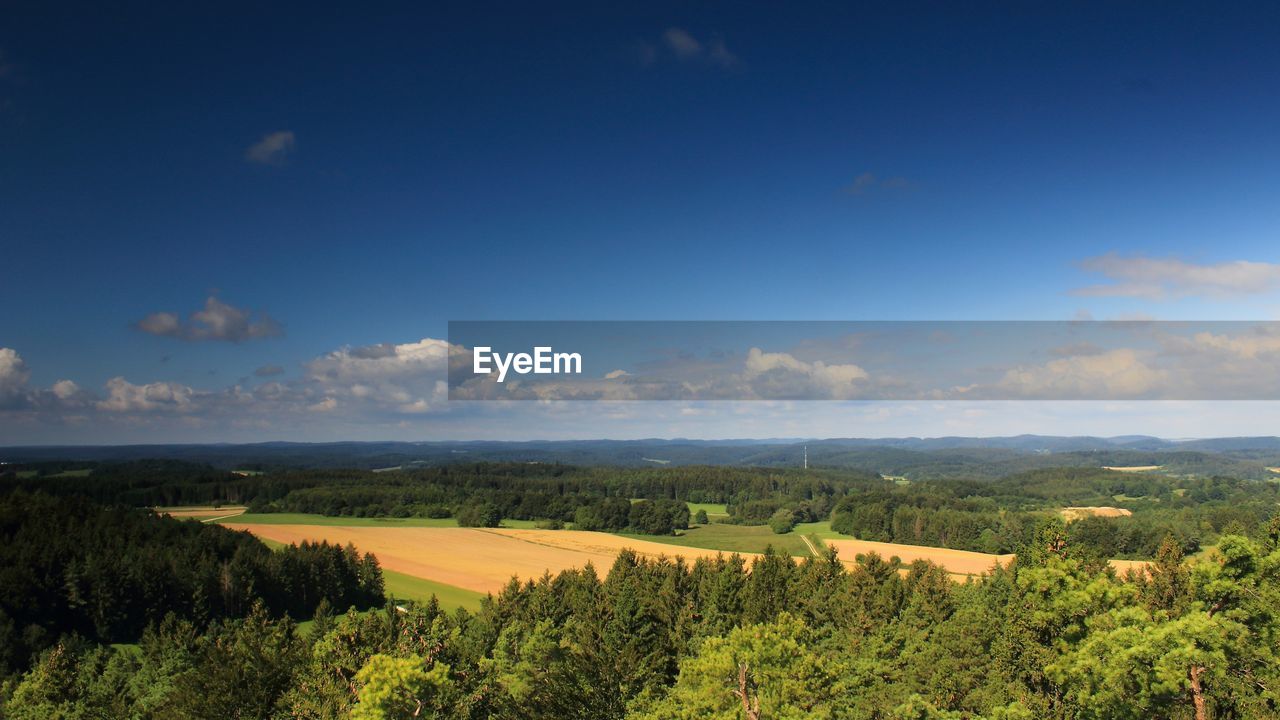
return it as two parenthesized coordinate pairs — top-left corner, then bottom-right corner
(156, 506), (248, 520)
(224, 524), (746, 594)
(1060, 506), (1133, 521)
(227, 521), (1150, 595)
(819, 538), (1015, 577)
(219, 513), (537, 528)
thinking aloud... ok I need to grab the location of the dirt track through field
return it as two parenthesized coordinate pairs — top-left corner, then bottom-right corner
(800, 533), (821, 557)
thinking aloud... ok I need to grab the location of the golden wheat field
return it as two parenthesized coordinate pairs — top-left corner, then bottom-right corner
(1060, 506), (1134, 521)
(225, 523), (1148, 592)
(222, 524), (748, 594)
(820, 537), (1015, 576)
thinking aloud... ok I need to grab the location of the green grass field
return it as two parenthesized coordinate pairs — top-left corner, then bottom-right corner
(383, 570), (485, 611)
(617, 522), (810, 556)
(685, 502), (730, 518)
(794, 520), (840, 540)
(218, 512), (536, 529)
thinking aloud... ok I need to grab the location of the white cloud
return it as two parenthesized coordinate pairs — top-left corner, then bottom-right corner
(98, 377), (198, 412)
(305, 338), (450, 414)
(1180, 331), (1280, 359)
(135, 296), (282, 342)
(307, 397), (337, 413)
(0, 347), (31, 408)
(135, 312), (181, 336)
(1074, 254), (1280, 299)
(991, 349), (1166, 399)
(245, 130), (296, 165)
(742, 347), (872, 400)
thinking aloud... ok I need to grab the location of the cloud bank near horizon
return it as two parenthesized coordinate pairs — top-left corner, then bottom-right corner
(8, 322), (1280, 443)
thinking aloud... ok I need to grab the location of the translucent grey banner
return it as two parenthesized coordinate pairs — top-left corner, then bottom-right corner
(447, 321), (1280, 401)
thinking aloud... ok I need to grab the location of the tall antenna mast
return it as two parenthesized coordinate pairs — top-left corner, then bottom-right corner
(804, 445), (808, 470)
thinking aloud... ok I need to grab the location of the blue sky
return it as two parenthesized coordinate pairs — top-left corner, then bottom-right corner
(4, 2), (1280, 443)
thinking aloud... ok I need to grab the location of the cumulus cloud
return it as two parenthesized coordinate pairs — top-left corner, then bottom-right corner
(657, 28), (738, 68)
(245, 130), (296, 165)
(98, 377), (199, 412)
(307, 397), (337, 413)
(741, 348), (872, 400)
(989, 349), (1167, 399)
(306, 338), (450, 414)
(0, 348), (97, 411)
(0, 347), (32, 408)
(135, 296), (283, 342)
(1073, 254), (1280, 299)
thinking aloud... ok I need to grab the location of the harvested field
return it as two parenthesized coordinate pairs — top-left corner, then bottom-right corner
(819, 538), (1014, 577)
(1060, 506), (1134, 521)
(227, 523), (1149, 592)
(1109, 559), (1150, 576)
(224, 524), (749, 594)
(1101, 465), (1162, 472)
(157, 506), (247, 520)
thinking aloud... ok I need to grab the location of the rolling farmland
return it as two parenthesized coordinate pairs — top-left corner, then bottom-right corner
(224, 519), (1147, 593)
(222, 523), (749, 594)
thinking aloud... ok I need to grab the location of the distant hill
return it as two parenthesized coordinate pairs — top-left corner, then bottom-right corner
(4, 435), (1280, 478)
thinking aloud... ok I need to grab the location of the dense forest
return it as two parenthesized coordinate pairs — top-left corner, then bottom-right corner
(4, 459), (1276, 555)
(0, 493), (385, 679)
(3, 453), (1280, 717)
(1, 495), (1278, 718)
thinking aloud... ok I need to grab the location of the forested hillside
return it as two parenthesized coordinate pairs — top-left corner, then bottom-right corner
(5, 436), (1280, 476)
(0, 493), (384, 678)
(5, 459), (1278, 556)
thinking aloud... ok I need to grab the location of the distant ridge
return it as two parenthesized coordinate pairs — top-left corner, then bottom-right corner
(4, 435), (1280, 478)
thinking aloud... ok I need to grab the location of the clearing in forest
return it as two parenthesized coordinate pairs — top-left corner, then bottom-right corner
(1060, 506), (1134, 522)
